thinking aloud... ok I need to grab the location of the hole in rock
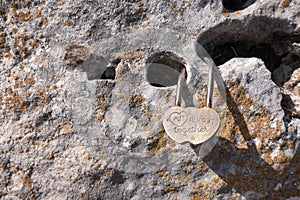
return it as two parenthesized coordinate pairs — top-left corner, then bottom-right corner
(222, 0), (256, 11)
(146, 51), (187, 87)
(197, 16), (300, 86)
(81, 54), (116, 80)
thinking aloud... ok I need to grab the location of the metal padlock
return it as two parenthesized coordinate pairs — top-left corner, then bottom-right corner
(163, 61), (220, 145)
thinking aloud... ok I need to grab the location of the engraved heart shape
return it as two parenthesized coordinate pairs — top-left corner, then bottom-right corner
(169, 111), (188, 127)
(163, 107), (220, 145)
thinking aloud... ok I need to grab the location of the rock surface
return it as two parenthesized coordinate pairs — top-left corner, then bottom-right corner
(0, 0), (299, 199)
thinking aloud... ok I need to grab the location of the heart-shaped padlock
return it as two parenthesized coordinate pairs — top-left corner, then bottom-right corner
(163, 62), (221, 145)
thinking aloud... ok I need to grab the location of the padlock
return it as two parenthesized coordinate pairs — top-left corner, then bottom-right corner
(163, 58), (221, 145)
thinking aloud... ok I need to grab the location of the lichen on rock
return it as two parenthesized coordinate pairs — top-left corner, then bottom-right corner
(0, 0), (299, 199)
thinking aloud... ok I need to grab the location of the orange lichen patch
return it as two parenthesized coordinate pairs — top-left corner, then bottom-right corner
(169, 3), (176, 9)
(141, 12), (146, 19)
(34, 8), (42, 18)
(36, 88), (45, 96)
(221, 9), (230, 17)
(133, 95), (145, 105)
(29, 40), (39, 48)
(166, 187), (178, 193)
(22, 174), (33, 192)
(24, 77), (36, 86)
(180, 175), (190, 186)
(17, 33), (27, 44)
(287, 140), (295, 149)
(191, 28), (201, 36)
(234, 133), (248, 149)
(193, 176), (226, 198)
(129, 94), (145, 108)
(66, 20), (73, 26)
(148, 131), (168, 154)
(96, 114), (104, 121)
(0, 32), (7, 48)
(141, 121), (148, 129)
(156, 170), (166, 177)
(21, 46), (32, 58)
(11, 2), (19, 10)
(96, 93), (105, 102)
(197, 92), (207, 108)
(99, 105), (107, 112)
(191, 194), (215, 200)
(273, 150), (291, 163)
(229, 193), (243, 199)
(234, 10), (242, 14)
(18, 10), (33, 23)
(172, 175), (181, 180)
(1, 88), (27, 114)
(197, 161), (207, 170)
(38, 18), (48, 27)
(49, 75), (55, 81)
(282, 0), (290, 7)
(23, 89), (30, 98)
(59, 122), (73, 135)
(150, 181), (157, 186)
(185, 159), (192, 165)
(51, 84), (58, 90)
(136, 1), (144, 7)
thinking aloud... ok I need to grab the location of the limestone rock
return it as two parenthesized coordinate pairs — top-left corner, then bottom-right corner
(0, 0), (299, 199)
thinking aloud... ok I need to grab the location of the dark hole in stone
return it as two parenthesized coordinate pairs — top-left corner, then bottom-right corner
(146, 51), (187, 87)
(110, 170), (124, 185)
(81, 54), (116, 80)
(281, 94), (297, 123)
(197, 17), (300, 86)
(222, 0), (256, 11)
(206, 41), (281, 72)
(100, 66), (116, 79)
(35, 112), (52, 128)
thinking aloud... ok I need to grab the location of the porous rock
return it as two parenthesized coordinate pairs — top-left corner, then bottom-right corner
(0, 0), (299, 199)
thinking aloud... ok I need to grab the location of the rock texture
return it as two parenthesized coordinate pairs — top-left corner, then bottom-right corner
(0, 0), (299, 199)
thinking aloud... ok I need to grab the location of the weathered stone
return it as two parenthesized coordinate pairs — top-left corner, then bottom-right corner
(0, 0), (299, 199)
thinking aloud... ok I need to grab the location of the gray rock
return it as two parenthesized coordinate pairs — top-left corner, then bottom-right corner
(0, 0), (299, 199)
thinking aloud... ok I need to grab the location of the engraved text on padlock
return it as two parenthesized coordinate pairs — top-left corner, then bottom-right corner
(163, 107), (220, 145)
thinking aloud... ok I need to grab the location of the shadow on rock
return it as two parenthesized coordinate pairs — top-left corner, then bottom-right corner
(201, 87), (300, 199)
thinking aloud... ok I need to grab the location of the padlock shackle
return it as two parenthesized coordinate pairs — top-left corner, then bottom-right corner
(175, 64), (214, 108)
(175, 68), (186, 107)
(206, 63), (214, 108)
